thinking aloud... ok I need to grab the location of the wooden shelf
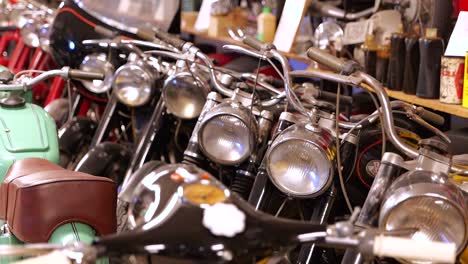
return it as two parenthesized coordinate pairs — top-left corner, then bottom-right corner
(180, 20), (468, 119)
(385, 89), (468, 118)
(181, 26), (311, 63)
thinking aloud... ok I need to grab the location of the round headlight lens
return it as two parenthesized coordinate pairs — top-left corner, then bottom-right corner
(113, 64), (153, 107)
(163, 72), (207, 119)
(38, 23), (51, 53)
(199, 114), (253, 165)
(379, 171), (468, 257)
(383, 197), (465, 248)
(21, 21), (39, 47)
(80, 54), (114, 94)
(267, 139), (332, 197)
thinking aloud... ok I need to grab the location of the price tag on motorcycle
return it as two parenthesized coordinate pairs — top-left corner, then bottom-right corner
(343, 20), (370, 45)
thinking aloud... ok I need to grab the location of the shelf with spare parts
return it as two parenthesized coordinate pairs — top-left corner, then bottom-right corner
(384, 88), (468, 119)
(180, 22), (468, 118)
(181, 25), (311, 63)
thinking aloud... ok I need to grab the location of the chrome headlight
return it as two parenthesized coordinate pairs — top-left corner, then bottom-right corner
(198, 101), (258, 165)
(38, 23), (51, 52)
(113, 63), (154, 107)
(266, 124), (335, 198)
(379, 170), (468, 259)
(163, 72), (208, 119)
(20, 20), (39, 47)
(80, 54), (114, 94)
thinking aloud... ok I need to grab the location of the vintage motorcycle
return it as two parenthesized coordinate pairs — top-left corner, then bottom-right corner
(0, 67), (116, 264)
(303, 47), (468, 264)
(0, 164), (457, 264)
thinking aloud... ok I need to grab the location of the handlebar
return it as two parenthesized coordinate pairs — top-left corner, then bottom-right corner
(94, 25), (117, 38)
(312, 87), (353, 106)
(372, 235), (455, 263)
(68, 69), (105, 81)
(1, 233), (456, 264)
(242, 35), (276, 51)
(305, 47), (468, 174)
(137, 27), (186, 51)
(415, 106), (445, 126)
(308, 0), (378, 20)
(0, 67), (104, 91)
(307, 47), (361, 75)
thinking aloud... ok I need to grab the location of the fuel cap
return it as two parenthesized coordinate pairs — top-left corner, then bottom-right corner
(0, 96), (26, 107)
(0, 70), (14, 84)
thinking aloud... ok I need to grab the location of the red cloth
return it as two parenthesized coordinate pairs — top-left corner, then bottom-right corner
(459, 0), (468, 12)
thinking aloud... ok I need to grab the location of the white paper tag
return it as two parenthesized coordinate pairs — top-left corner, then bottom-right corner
(194, 0), (216, 31)
(445, 11), (468, 57)
(343, 20), (370, 45)
(273, 0), (308, 52)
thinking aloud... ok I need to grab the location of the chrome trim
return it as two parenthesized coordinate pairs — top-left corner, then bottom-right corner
(265, 123), (335, 198)
(379, 174), (468, 253)
(198, 101), (258, 165)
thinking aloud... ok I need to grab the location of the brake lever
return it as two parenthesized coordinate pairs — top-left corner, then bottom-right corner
(227, 27), (245, 42)
(408, 114), (451, 143)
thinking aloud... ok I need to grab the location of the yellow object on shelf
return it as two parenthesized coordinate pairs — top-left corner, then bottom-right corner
(463, 51), (468, 108)
(257, 7), (276, 43)
(208, 13), (233, 37)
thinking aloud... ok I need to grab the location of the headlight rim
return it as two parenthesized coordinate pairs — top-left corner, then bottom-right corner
(113, 62), (155, 107)
(379, 172), (468, 254)
(265, 124), (335, 198)
(80, 53), (115, 94)
(198, 101), (258, 166)
(162, 71), (209, 119)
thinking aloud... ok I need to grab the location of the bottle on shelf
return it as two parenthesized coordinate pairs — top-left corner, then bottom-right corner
(361, 34), (378, 77)
(387, 25), (406, 91)
(416, 28), (444, 99)
(402, 25), (421, 95)
(257, 6), (276, 43)
(376, 44), (390, 86)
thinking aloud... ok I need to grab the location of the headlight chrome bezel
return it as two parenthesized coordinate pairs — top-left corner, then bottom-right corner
(198, 101), (258, 166)
(113, 62), (156, 107)
(162, 71), (209, 119)
(80, 53), (115, 94)
(265, 123), (335, 198)
(379, 170), (468, 255)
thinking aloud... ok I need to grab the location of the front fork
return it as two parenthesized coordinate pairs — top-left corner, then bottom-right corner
(341, 152), (403, 264)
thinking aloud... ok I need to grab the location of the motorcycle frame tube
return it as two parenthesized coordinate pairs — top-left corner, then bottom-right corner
(44, 77), (65, 106)
(0, 30), (19, 66)
(7, 37), (31, 73)
(248, 114), (296, 209)
(89, 93), (118, 148)
(297, 185), (337, 263)
(341, 152), (403, 264)
(122, 98), (165, 186)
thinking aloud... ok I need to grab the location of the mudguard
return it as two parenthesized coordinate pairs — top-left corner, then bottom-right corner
(58, 117), (97, 167)
(74, 142), (132, 185)
(0, 103), (59, 180)
(49, 223), (108, 264)
(44, 98), (70, 128)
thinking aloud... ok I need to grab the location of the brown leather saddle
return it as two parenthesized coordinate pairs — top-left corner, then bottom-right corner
(0, 158), (117, 243)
